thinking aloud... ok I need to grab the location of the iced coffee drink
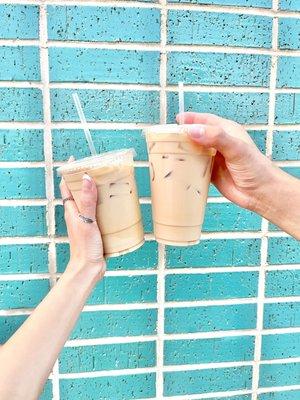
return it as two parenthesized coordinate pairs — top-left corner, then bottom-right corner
(57, 149), (144, 257)
(144, 125), (216, 246)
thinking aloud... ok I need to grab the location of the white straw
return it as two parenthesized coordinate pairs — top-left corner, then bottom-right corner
(72, 92), (97, 156)
(178, 82), (185, 125)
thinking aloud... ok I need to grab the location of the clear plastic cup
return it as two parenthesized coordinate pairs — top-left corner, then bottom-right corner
(144, 124), (216, 246)
(57, 149), (144, 257)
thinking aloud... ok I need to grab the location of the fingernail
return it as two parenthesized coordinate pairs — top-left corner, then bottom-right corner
(82, 173), (92, 189)
(187, 125), (206, 138)
(68, 155), (75, 162)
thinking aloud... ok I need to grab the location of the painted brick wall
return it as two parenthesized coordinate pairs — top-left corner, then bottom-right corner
(0, 1), (299, 400)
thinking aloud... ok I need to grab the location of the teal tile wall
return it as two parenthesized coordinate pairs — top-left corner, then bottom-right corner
(0, 2), (299, 400)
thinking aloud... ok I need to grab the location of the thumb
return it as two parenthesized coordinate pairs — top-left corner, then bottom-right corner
(185, 124), (251, 163)
(80, 174), (98, 220)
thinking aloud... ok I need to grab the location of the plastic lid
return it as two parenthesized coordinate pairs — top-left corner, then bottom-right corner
(143, 124), (187, 135)
(57, 148), (136, 176)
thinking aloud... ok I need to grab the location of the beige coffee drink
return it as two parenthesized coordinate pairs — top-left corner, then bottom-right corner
(144, 125), (216, 246)
(57, 149), (144, 257)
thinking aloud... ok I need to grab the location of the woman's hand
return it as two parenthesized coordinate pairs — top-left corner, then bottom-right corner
(178, 112), (276, 212)
(60, 173), (106, 281)
(178, 112), (300, 239)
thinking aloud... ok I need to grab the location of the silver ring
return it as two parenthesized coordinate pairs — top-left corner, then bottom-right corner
(63, 196), (74, 205)
(78, 214), (94, 224)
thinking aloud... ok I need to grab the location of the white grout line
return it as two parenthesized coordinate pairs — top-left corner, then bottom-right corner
(56, 357), (300, 380)
(1, 80), (300, 94)
(0, 121), (299, 131)
(1, 0), (300, 17)
(39, 3), (60, 399)
(157, 2), (167, 397)
(252, 3), (279, 399)
(1, 38), (300, 56)
(2, 295), (300, 316)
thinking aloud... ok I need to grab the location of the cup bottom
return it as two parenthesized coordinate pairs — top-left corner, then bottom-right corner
(155, 238), (200, 247)
(105, 239), (145, 258)
(154, 222), (202, 247)
(102, 219), (145, 258)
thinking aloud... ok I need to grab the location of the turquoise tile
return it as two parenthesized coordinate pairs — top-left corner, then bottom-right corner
(264, 302), (300, 329)
(279, 18), (300, 50)
(279, 0), (300, 11)
(49, 48), (160, 84)
(0, 130), (44, 161)
(0, 5), (39, 39)
(107, 240), (158, 271)
(52, 129), (147, 162)
(164, 366), (252, 396)
(56, 241), (158, 272)
(70, 309), (157, 339)
(164, 336), (255, 364)
(249, 130), (267, 154)
(136, 167), (151, 197)
(47, 6), (160, 43)
(0, 279), (50, 309)
(51, 89), (160, 123)
(282, 166), (300, 178)
(55, 205), (66, 236)
(265, 270), (300, 297)
(141, 203), (153, 233)
(166, 239), (261, 267)
(87, 275), (157, 304)
(0, 244), (49, 274)
(167, 10), (272, 48)
(259, 362), (300, 387)
(0, 206), (47, 237)
(273, 131), (300, 161)
(167, 92), (269, 124)
(165, 304), (257, 333)
(0, 168), (45, 199)
(168, 0), (271, 5)
(0, 47), (40, 81)
(165, 272), (258, 301)
(262, 333), (300, 360)
(39, 381), (52, 400)
(203, 203), (262, 232)
(168, 52), (270, 86)
(39, 382), (52, 400)
(209, 184), (221, 197)
(268, 237), (300, 264)
(59, 341), (156, 373)
(60, 373), (156, 400)
(0, 315), (27, 343)
(277, 57), (300, 88)
(0, 88), (43, 122)
(259, 390), (300, 400)
(275, 94), (300, 124)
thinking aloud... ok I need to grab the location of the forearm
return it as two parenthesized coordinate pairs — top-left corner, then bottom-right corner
(255, 167), (300, 240)
(0, 262), (99, 400)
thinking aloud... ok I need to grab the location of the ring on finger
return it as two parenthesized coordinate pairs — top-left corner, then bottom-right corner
(62, 196), (75, 205)
(78, 214), (95, 224)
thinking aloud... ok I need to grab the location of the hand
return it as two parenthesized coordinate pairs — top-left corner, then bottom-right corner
(60, 172), (106, 282)
(177, 112), (278, 213)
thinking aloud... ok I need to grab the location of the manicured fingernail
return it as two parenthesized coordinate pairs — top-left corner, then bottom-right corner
(187, 125), (206, 138)
(83, 173), (91, 181)
(82, 173), (92, 189)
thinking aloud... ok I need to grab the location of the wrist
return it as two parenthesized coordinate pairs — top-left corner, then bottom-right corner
(64, 259), (106, 286)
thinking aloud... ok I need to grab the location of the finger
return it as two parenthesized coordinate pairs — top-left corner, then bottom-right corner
(176, 112), (224, 126)
(79, 174), (98, 220)
(59, 177), (79, 215)
(185, 124), (250, 163)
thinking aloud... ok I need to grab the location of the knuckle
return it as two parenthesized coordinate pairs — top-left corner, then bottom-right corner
(81, 196), (95, 209)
